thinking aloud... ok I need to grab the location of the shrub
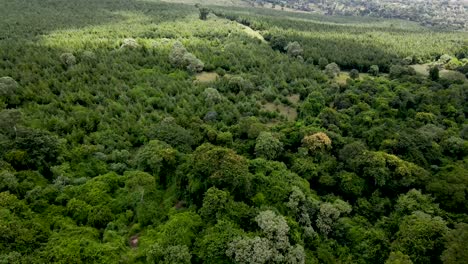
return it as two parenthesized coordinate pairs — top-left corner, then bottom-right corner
(325, 63), (340, 78)
(60, 53), (76, 68)
(120, 38), (139, 49)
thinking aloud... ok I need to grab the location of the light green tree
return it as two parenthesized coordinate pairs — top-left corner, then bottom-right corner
(255, 132), (283, 160)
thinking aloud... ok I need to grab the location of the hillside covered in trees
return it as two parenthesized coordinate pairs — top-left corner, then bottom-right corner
(248, 0), (468, 30)
(1, 0), (467, 263)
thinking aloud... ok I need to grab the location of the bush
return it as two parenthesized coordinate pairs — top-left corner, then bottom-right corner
(120, 38), (139, 49)
(285, 41), (303, 57)
(325, 63), (340, 78)
(369, 65), (379, 76)
(169, 42), (204, 73)
(349, 69), (359, 79)
(60, 53), (76, 68)
(0, 77), (20, 105)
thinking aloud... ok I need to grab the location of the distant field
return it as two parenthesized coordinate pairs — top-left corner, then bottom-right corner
(212, 5), (468, 71)
(160, 0), (249, 6)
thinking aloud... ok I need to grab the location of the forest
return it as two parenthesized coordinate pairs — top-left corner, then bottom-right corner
(0, 0), (467, 263)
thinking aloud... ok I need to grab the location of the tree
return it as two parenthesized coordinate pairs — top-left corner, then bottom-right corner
(391, 211), (448, 264)
(316, 200), (351, 236)
(318, 57), (329, 70)
(189, 144), (251, 198)
(226, 210), (305, 264)
(120, 38), (139, 49)
(349, 69), (359, 79)
(147, 244), (191, 264)
(441, 223), (468, 264)
(124, 171), (157, 206)
(268, 35), (288, 51)
(199, 187), (230, 222)
(183, 52), (204, 73)
(60, 53), (76, 68)
(325, 63), (340, 78)
(285, 41), (303, 57)
(0, 77), (20, 105)
(385, 251), (413, 264)
(369, 65), (380, 76)
(199, 8), (210, 20)
(302, 132), (332, 154)
(254, 132), (283, 160)
(389, 65), (416, 79)
(203, 87), (223, 105)
(151, 117), (194, 152)
(394, 189), (440, 216)
(195, 220), (244, 263)
(227, 76), (255, 94)
(169, 42), (204, 73)
(135, 140), (177, 182)
(429, 66), (440, 81)
(152, 211), (203, 247)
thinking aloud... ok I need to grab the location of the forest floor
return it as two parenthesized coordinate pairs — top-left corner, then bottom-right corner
(261, 94), (300, 122)
(195, 72), (220, 83)
(411, 63), (467, 81)
(336, 72), (371, 84)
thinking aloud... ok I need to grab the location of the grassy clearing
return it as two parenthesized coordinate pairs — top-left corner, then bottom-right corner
(263, 102), (298, 121)
(195, 72), (220, 82)
(336, 72), (371, 85)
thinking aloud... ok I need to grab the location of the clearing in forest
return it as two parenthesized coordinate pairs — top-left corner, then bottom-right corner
(263, 102), (298, 122)
(195, 72), (219, 83)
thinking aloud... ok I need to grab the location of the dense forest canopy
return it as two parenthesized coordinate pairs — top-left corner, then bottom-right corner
(0, 0), (467, 263)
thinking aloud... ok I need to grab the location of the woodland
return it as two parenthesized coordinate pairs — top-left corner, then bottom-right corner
(0, 0), (467, 263)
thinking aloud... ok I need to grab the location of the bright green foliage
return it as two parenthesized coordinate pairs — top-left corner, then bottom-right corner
(391, 211), (448, 264)
(394, 189), (440, 216)
(195, 220), (244, 263)
(254, 131), (283, 160)
(120, 38), (139, 49)
(200, 187), (230, 222)
(146, 211), (203, 248)
(147, 244), (191, 264)
(385, 251), (413, 264)
(0, 0), (467, 262)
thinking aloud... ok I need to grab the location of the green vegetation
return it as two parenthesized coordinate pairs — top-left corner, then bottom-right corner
(0, 0), (467, 263)
(249, 0), (468, 30)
